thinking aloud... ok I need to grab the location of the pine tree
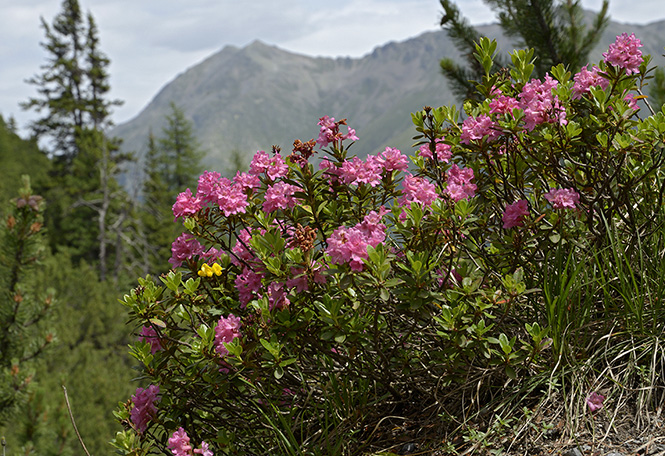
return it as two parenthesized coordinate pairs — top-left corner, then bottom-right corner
(439, 0), (610, 102)
(0, 177), (54, 426)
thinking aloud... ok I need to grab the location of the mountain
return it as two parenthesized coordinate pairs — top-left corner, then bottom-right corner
(112, 17), (665, 175)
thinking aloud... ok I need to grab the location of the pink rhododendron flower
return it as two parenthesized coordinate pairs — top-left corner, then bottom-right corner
(378, 147), (409, 172)
(489, 85), (503, 97)
(418, 138), (452, 162)
(168, 428), (213, 456)
(233, 171), (261, 192)
(586, 392), (605, 413)
(215, 314), (242, 358)
(130, 385), (160, 433)
(169, 233), (204, 268)
(249, 150), (288, 180)
(326, 212), (386, 272)
(168, 428), (193, 456)
(339, 156), (383, 187)
(173, 189), (201, 221)
(519, 74), (567, 131)
(445, 164), (476, 201)
(623, 92), (639, 111)
(235, 267), (264, 308)
(316, 115), (358, 147)
(194, 442), (214, 456)
(267, 282), (290, 310)
(489, 95), (520, 115)
(571, 65), (609, 99)
(400, 174), (438, 207)
(460, 114), (500, 144)
(195, 171), (249, 216)
(357, 209), (389, 245)
(215, 179), (249, 217)
(603, 33), (643, 75)
(544, 188), (580, 209)
(173, 188), (202, 221)
(197, 171), (223, 204)
(344, 127), (359, 141)
(502, 200), (530, 229)
(263, 182), (299, 213)
(139, 326), (163, 354)
(316, 115), (338, 147)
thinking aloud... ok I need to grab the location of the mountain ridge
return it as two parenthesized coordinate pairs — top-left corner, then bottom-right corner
(112, 17), (665, 174)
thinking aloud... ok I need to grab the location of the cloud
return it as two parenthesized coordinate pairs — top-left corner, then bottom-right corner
(1, 0), (663, 131)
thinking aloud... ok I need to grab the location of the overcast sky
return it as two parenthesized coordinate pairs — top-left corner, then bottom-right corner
(1, 0), (664, 132)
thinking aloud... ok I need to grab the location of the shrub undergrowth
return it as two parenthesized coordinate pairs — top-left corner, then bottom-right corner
(113, 33), (665, 455)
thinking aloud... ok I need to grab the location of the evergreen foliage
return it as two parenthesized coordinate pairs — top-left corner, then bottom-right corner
(0, 116), (51, 208)
(140, 104), (204, 275)
(22, 0), (133, 280)
(0, 177), (54, 427)
(439, 0), (610, 101)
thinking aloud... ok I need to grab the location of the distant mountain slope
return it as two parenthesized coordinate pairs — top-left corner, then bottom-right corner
(112, 17), (665, 174)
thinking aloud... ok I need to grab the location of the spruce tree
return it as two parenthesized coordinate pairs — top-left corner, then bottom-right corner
(159, 102), (205, 194)
(439, 0), (610, 102)
(140, 105), (204, 274)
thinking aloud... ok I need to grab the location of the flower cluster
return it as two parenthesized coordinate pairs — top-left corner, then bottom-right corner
(400, 174), (438, 207)
(263, 181), (299, 213)
(418, 138), (452, 162)
(325, 146), (408, 187)
(326, 210), (387, 271)
(519, 74), (566, 131)
(544, 188), (580, 210)
(571, 65), (609, 99)
(215, 314), (242, 358)
(503, 200), (529, 229)
(169, 234), (205, 268)
(249, 150), (289, 180)
(603, 32), (643, 74)
(316, 115), (358, 148)
(130, 385), (160, 433)
(445, 164), (476, 202)
(489, 95), (520, 115)
(168, 428), (213, 456)
(460, 114), (500, 144)
(138, 325), (163, 354)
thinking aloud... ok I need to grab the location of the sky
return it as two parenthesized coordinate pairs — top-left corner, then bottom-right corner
(1, 0), (664, 133)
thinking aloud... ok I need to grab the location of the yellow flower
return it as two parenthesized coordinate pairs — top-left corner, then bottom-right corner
(211, 263), (223, 276)
(197, 263), (223, 277)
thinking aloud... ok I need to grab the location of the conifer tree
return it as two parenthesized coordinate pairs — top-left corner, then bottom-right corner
(22, 0), (130, 280)
(159, 102), (205, 194)
(439, 0), (610, 101)
(140, 105), (204, 274)
(0, 177), (54, 426)
(141, 131), (176, 274)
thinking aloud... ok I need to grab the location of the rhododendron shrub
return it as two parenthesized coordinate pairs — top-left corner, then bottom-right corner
(114, 35), (665, 455)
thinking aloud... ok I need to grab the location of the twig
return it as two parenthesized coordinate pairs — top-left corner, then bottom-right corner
(62, 385), (92, 456)
(2, 436), (6, 456)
